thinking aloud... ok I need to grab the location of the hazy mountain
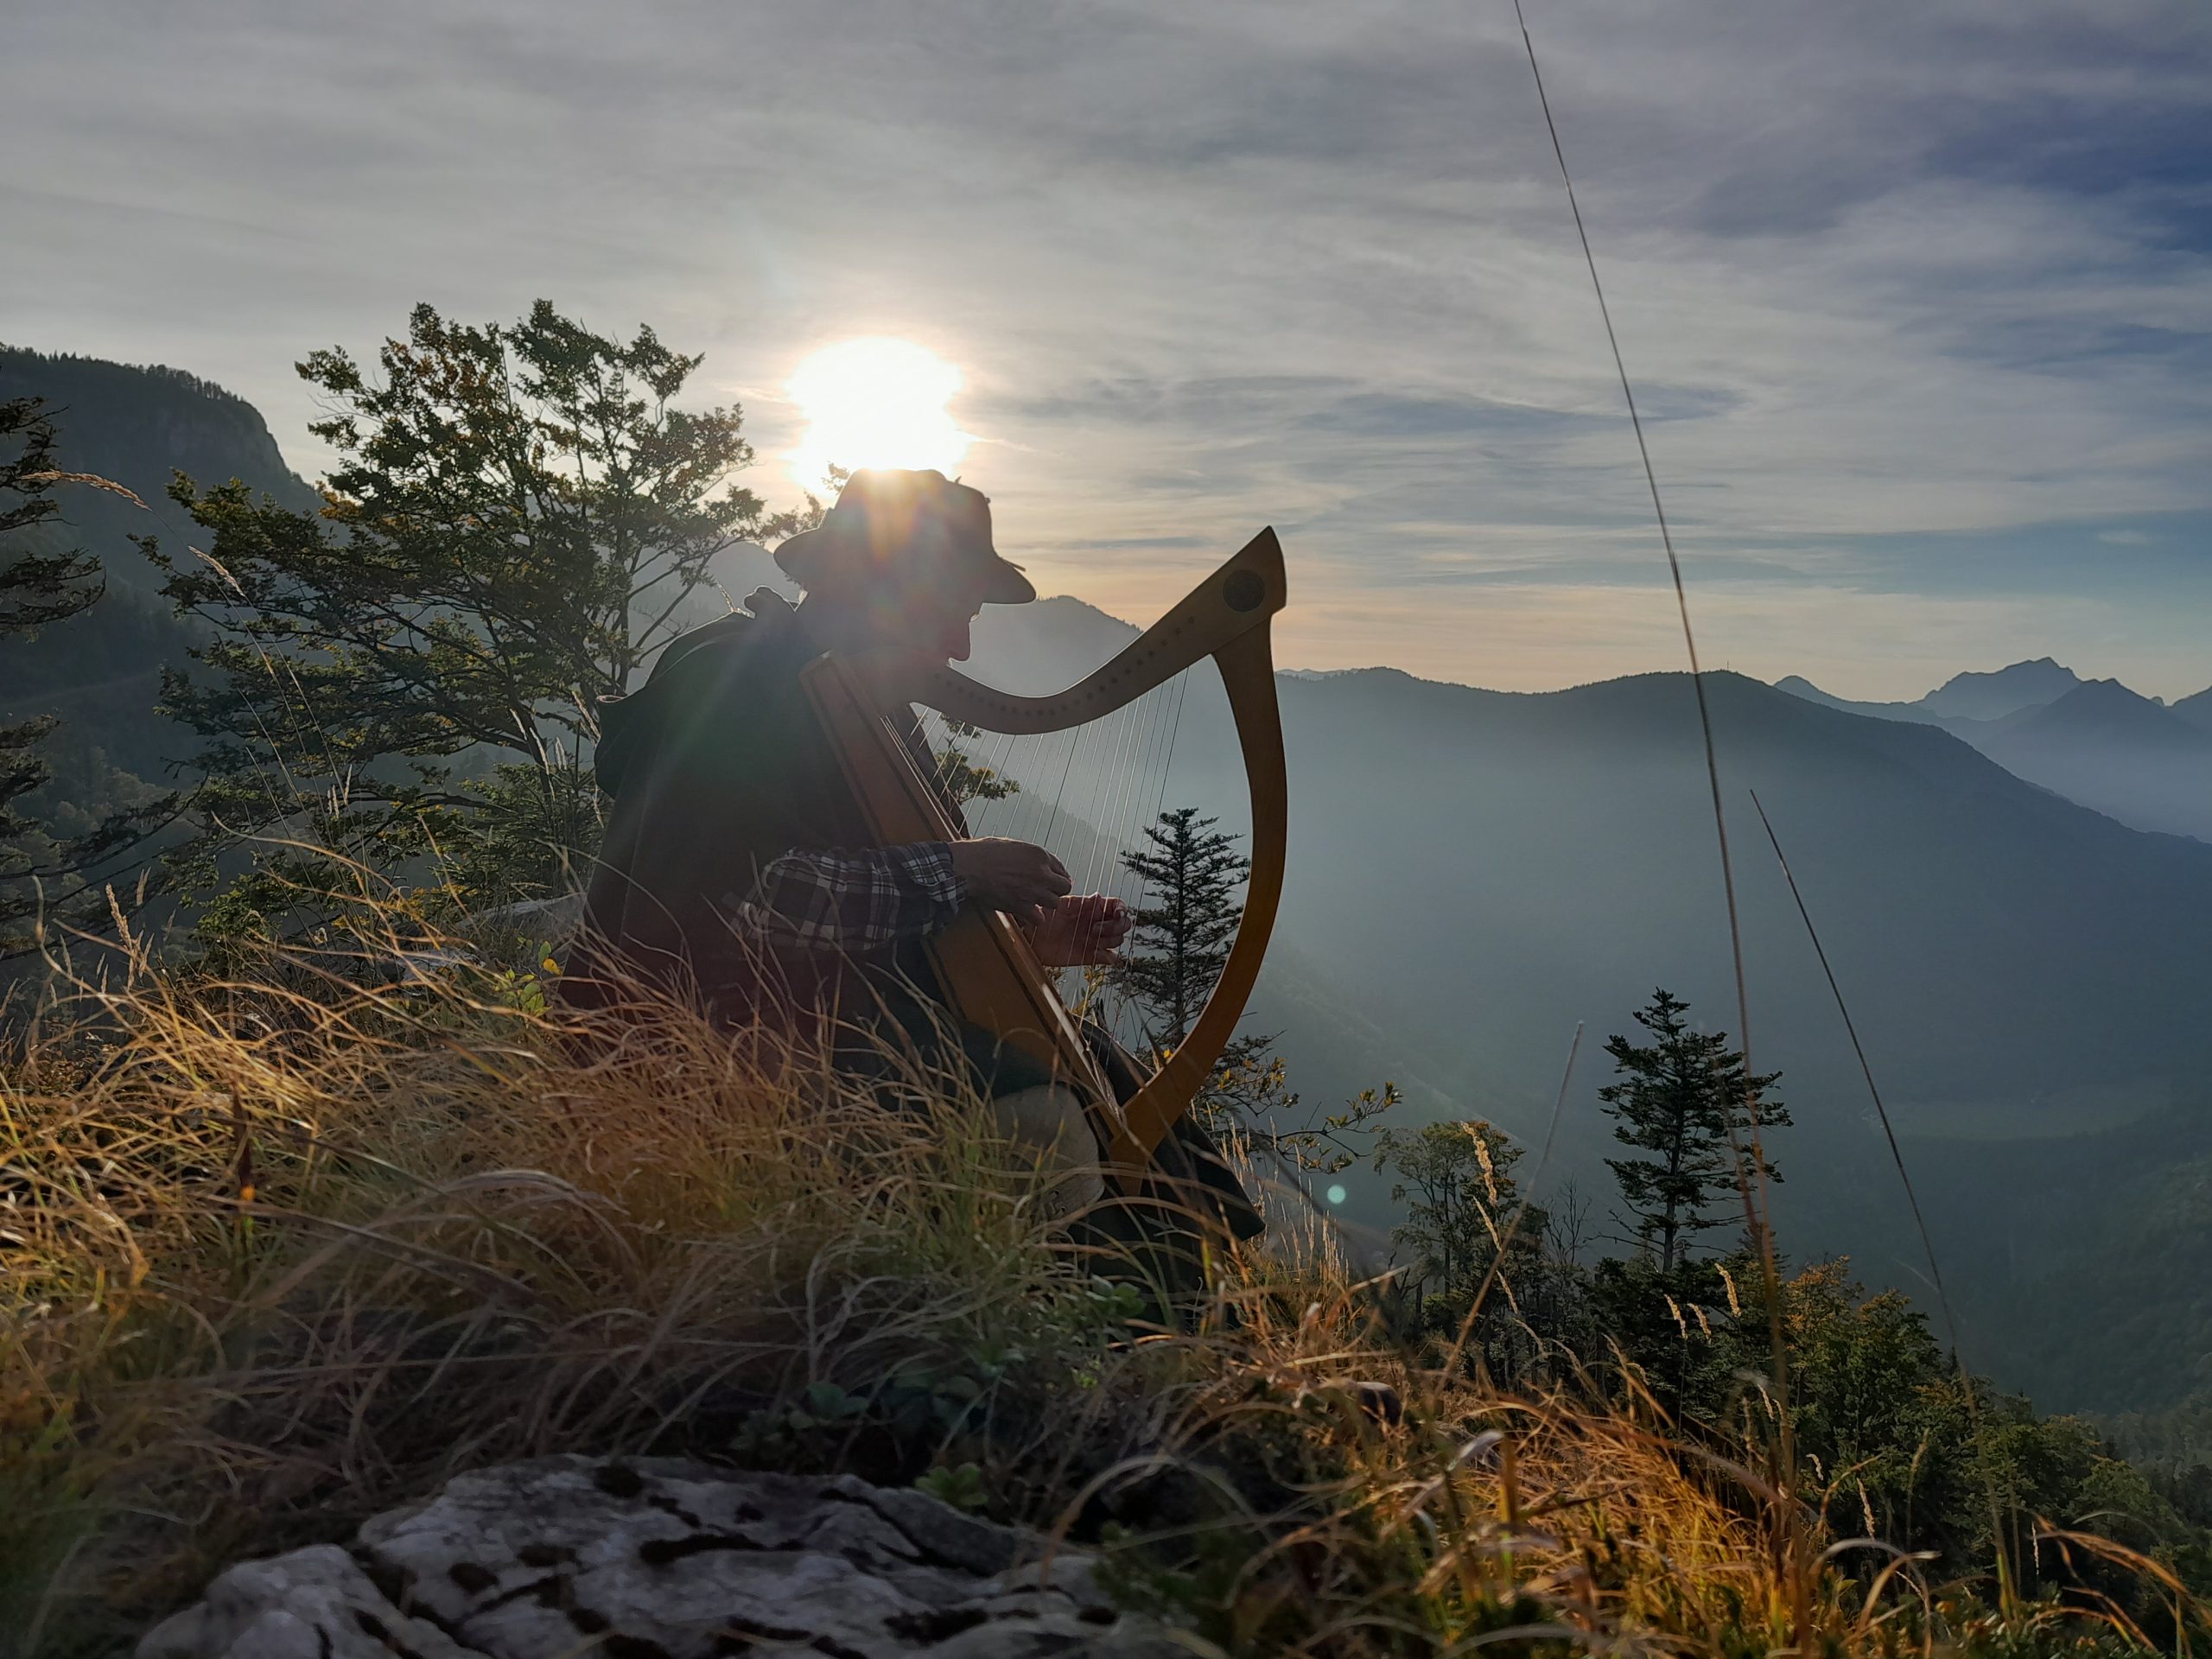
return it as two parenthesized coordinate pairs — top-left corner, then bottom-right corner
(0, 346), (318, 592)
(1769, 675), (1959, 732)
(0, 349), (318, 818)
(1777, 661), (2212, 841)
(1974, 680), (2212, 842)
(1920, 657), (2084, 721)
(978, 603), (2212, 1118)
(1773, 658), (2083, 733)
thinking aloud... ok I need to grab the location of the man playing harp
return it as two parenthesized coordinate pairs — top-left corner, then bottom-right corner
(564, 467), (1262, 1253)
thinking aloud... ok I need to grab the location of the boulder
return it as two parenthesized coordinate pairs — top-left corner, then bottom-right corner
(138, 1457), (1186, 1659)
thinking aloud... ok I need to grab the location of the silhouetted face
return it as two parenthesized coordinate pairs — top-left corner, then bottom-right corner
(817, 568), (992, 677)
(906, 570), (992, 665)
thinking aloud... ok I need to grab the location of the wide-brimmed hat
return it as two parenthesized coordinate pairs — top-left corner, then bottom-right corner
(773, 468), (1034, 606)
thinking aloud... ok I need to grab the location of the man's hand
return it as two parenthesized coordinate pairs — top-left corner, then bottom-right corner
(949, 837), (1072, 916)
(1031, 893), (1132, 967)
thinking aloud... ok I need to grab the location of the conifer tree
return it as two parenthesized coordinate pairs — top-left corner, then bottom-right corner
(1115, 806), (1249, 1052)
(1599, 987), (1789, 1271)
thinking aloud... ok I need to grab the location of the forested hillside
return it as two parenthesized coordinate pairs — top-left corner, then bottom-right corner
(0, 347), (318, 836)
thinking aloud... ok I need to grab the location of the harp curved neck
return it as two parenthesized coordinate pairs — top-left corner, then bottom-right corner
(913, 528), (1285, 734)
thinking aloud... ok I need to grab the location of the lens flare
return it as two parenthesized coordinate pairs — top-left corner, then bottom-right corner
(786, 337), (970, 490)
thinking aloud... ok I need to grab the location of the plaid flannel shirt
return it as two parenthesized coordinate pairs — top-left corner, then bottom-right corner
(735, 842), (967, 955)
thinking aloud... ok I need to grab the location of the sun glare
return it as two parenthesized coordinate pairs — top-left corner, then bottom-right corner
(786, 336), (970, 491)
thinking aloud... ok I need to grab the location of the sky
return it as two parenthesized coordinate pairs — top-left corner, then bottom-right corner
(4, 1), (2209, 700)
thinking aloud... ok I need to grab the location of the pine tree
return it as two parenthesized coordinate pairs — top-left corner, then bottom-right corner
(1115, 806), (1249, 1052)
(1599, 987), (1789, 1271)
(1110, 806), (1274, 1138)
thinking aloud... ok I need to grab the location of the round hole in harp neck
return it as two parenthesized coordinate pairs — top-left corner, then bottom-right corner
(1223, 570), (1266, 612)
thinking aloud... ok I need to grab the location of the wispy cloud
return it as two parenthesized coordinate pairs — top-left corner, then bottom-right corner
(2, 0), (2206, 697)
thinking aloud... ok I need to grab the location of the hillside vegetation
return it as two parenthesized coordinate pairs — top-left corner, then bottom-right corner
(3, 928), (2208, 1658)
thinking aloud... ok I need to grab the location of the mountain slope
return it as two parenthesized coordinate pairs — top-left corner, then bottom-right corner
(0, 346), (318, 593)
(0, 348), (319, 823)
(1977, 681), (2212, 841)
(1776, 662), (2212, 840)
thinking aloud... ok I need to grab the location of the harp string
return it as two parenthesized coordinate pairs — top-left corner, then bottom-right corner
(1125, 671), (1186, 906)
(1088, 681), (1172, 1021)
(1109, 679), (1169, 908)
(1133, 665), (1192, 914)
(1091, 692), (1155, 902)
(1117, 677), (1179, 904)
(915, 661), (1197, 1041)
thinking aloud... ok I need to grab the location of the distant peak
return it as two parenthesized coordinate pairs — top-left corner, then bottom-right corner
(1919, 658), (2084, 722)
(2055, 677), (2154, 709)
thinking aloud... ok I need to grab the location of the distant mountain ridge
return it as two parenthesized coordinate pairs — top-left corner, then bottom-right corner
(1777, 658), (2212, 841)
(0, 346), (318, 592)
(0, 348), (322, 822)
(1921, 657), (2084, 721)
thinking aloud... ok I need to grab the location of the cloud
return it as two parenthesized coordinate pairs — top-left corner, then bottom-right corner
(1, 0), (2206, 698)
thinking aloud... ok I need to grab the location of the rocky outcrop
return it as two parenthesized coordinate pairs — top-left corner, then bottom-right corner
(138, 1456), (1185, 1659)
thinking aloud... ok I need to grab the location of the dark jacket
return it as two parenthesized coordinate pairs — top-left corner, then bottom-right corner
(563, 595), (885, 1026)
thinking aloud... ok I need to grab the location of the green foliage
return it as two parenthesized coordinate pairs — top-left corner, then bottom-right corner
(1373, 1117), (1586, 1385)
(914, 1460), (989, 1512)
(146, 300), (807, 939)
(1577, 1247), (2203, 1610)
(1359, 1044), (2202, 1617)
(0, 396), (104, 636)
(1599, 987), (1789, 1270)
(1376, 1118), (1536, 1304)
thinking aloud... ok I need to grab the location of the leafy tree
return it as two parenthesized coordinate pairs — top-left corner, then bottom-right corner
(0, 396), (175, 953)
(147, 301), (806, 938)
(1599, 987), (1789, 1271)
(1372, 1118), (1579, 1382)
(1376, 1119), (1529, 1301)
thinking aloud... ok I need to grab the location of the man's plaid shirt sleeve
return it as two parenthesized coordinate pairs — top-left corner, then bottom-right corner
(735, 842), (967, 953)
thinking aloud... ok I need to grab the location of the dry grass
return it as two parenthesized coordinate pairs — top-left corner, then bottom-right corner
(0, 925), (2196, 1657)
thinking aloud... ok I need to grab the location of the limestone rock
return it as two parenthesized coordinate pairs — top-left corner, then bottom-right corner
(139, 1457), (1186, 1658)
(134, 1546), (475, 1659)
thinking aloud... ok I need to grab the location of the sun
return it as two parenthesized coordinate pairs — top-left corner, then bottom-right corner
(786, 337), (970, 491)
